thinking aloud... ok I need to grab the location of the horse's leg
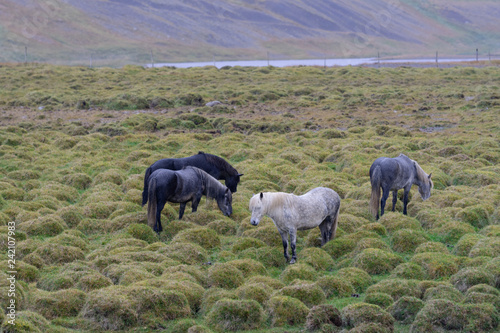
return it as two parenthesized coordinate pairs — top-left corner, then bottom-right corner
(178, 202), (187, 219)
(319, 217), (331, 246)
(380, 187), (390, 217)
(392, 190), (398, 212)
(279, 230), (290, 262)
(402, 187), (411, 215)
(156, 199), (166, 233)
(191, 193), (202, 213)
(289, 229), (298, 264)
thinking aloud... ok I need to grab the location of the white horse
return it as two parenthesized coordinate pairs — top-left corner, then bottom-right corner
(249, 187), (340, 264)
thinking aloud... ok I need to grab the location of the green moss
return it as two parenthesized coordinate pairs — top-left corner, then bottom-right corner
(172, 227), (221, 250)
(200, 288), (238, 314)
(364, 292), (394, 309)
(267, 295), (309, 327)
(246, 275), (285, 290)
(335, 267), (372, 292)
(315, 275), (354, 298)
(18, 214), (67, 237)
(0, 310), (50, 333)
(274, 282), (326, 307)
(239, 246), (286, 268)
(126, 223), (158, 243)
(378, 212), (422, 233)
(414, 241), (450, 254)
(469, 237), (500, 258)
(205, 299), (265, 332)
(231, 237), (266, 253)
(411, 252), (459, 279)
(280, 263), (318, 284)
(225, 259), (267, 278)
(391, 229), (429, 253)
(341, 302), (394, 331)
(450, 267), (496, 292)
(366, 278), (420, 301)
(390, 262), (427, 280)
(235, 283), (272, 305)
(160, 242), (208, 265)
(298, 247), (335, 271)
(322, 237), (356, 259)
(207, 263), (244, 289)
(305, 304), (342, 331)
(207, 219), (238, 236)
(241, 224), (282, 247)
(410, 299), (466, 332)
(31, 288), (86, 319)
(463, 303), (500, 332)
(423, 283), (464, 303)
(352, 248), (403, 275)
(431, 220), (476, 244)
(387, 296), (425, 324)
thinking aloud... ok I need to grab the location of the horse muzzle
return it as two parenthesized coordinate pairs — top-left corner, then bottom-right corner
(250, 219), (259, 226)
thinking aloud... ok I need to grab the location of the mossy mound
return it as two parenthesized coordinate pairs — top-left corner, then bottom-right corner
(280, 263), (318, 284)
(390, 262), (427, 280)
(241, 225), (282, 247)
(246, 275), (285, 290)
(322, 237), (356, 259)
(298, 247), (335, 271)
(126, 223), (158, 243)
(34, 243), (85, 265)
(207, 219), (238, 236)
(18, 214), (67, 237)
(337, 213), (369, 233)
(469, 237), (500, 258)
(171, 227), (221, 250)
(56, 206), (85, 228)
(315, 275), (354, 298)
(225, 259), (267, 278)
(410, 252), (459, 279)
(364, 292), (394, 309)
(162, 264), (208, 287)
(387, 296), (425, 324)
(378, 212), (422, 233)
(305, 304), (342, 332)
(430, 220), (476, 244)
(390, 229), (429, 253)
(231, 237), (266, 253)
(366, 278), (421, 301)
(236, 282), (273, 305)
(30, 288), (86, 319)
(207, 263), (244, 289)
(239, 246), (286, 268)
(335, 267), (372, 292)
(410, 299), (466, 332)
(450, 267), (496, 292)
(414, 241), (450, 254)
(273, 282), (326, 307)
(462, 303), (500, 332)
(351, 237), (392, 255)
(76, 272), (113, 292)
(0, 310), (50, 333)
(351, 248), (403, 275)
(159, 242), (208, 265)
(423, 283), (464, 303)
(341, 302), (395, 331)
(266, 295), (309, 327)
(205, 299), (265, 332)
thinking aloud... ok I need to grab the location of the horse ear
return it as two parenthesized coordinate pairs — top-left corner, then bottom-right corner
(260, 192), (263, 200)
(238, 173), (244, 177)
(428, 173), (432, 179)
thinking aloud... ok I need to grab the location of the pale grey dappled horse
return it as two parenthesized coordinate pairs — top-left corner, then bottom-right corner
(370, 154), (433, 220)
(249, 187), (341, 264)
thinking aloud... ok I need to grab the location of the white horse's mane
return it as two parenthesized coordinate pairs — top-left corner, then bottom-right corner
(250, 192), (297, 217)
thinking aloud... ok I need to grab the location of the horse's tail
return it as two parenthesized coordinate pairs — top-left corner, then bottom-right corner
(147, 177), (157, 231)
(370, 165), (382, 218)
(142, 166), (153, 206)
(330, 199), (340, 241)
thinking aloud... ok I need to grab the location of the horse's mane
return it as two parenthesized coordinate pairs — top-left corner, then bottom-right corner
(411, 158), (433, 187)
(251, 192), (296, 219)
(185, 166), (226, 199)
(199, 151), (238, 176)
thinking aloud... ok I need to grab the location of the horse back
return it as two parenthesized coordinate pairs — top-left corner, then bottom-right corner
(370, 156), (414, 189)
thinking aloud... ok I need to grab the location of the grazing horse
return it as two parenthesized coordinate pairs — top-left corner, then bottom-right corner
(142, 151), (242, 206)
(370, 154), (433, 220)
(147, 166), (232, 234)
(249, 187), (340, 264)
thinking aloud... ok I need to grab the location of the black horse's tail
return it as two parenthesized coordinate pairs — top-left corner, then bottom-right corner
(370, 165), (382, 219)
(142, 166), (153, 206)
(147, 177), (157, 231)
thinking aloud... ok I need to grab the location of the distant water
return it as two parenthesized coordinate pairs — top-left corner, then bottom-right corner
(147, 57), (488, 69)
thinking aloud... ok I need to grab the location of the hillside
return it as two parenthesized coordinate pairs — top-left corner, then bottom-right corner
(1, 0), (499, 66)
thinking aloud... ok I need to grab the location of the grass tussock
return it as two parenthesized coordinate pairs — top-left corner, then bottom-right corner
(0, 64), (499, 332)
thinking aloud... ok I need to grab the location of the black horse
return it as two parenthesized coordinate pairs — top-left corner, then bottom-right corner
(370, 154), (433, 220)
(147, 166), (232, 234)
(142, 152), (242, 206)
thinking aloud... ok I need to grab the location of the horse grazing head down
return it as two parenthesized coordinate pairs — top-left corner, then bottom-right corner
(217, 187), (233, 217)
(414, 161), (433, 200)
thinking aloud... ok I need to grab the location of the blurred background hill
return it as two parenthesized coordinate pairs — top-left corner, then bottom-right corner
(1, 0), (499, 66)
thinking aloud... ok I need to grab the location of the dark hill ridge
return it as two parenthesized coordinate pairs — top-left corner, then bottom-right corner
(1, 0), (498, 66)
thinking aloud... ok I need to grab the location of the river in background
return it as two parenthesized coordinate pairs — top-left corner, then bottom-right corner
(148, 57), (492, 69)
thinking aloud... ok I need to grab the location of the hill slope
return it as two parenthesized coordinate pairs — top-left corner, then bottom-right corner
(1, 0), (499, 65)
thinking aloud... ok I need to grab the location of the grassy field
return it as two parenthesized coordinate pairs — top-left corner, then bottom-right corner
(0, 63), (499, 332)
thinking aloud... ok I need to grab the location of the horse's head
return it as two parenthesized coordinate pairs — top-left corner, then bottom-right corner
(249, 192), (265, 226)
(226, 173), (243, 193)
(418, 173), (433, 200)
(217, 187), (233, 217)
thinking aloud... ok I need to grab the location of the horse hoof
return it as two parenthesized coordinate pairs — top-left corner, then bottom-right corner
(289, 259), (296, 264)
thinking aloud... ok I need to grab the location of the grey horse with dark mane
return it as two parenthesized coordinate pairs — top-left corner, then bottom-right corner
(249, 187), (340, 264)
(147, 166), (232, 234)
(370, 154), (433, 220)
